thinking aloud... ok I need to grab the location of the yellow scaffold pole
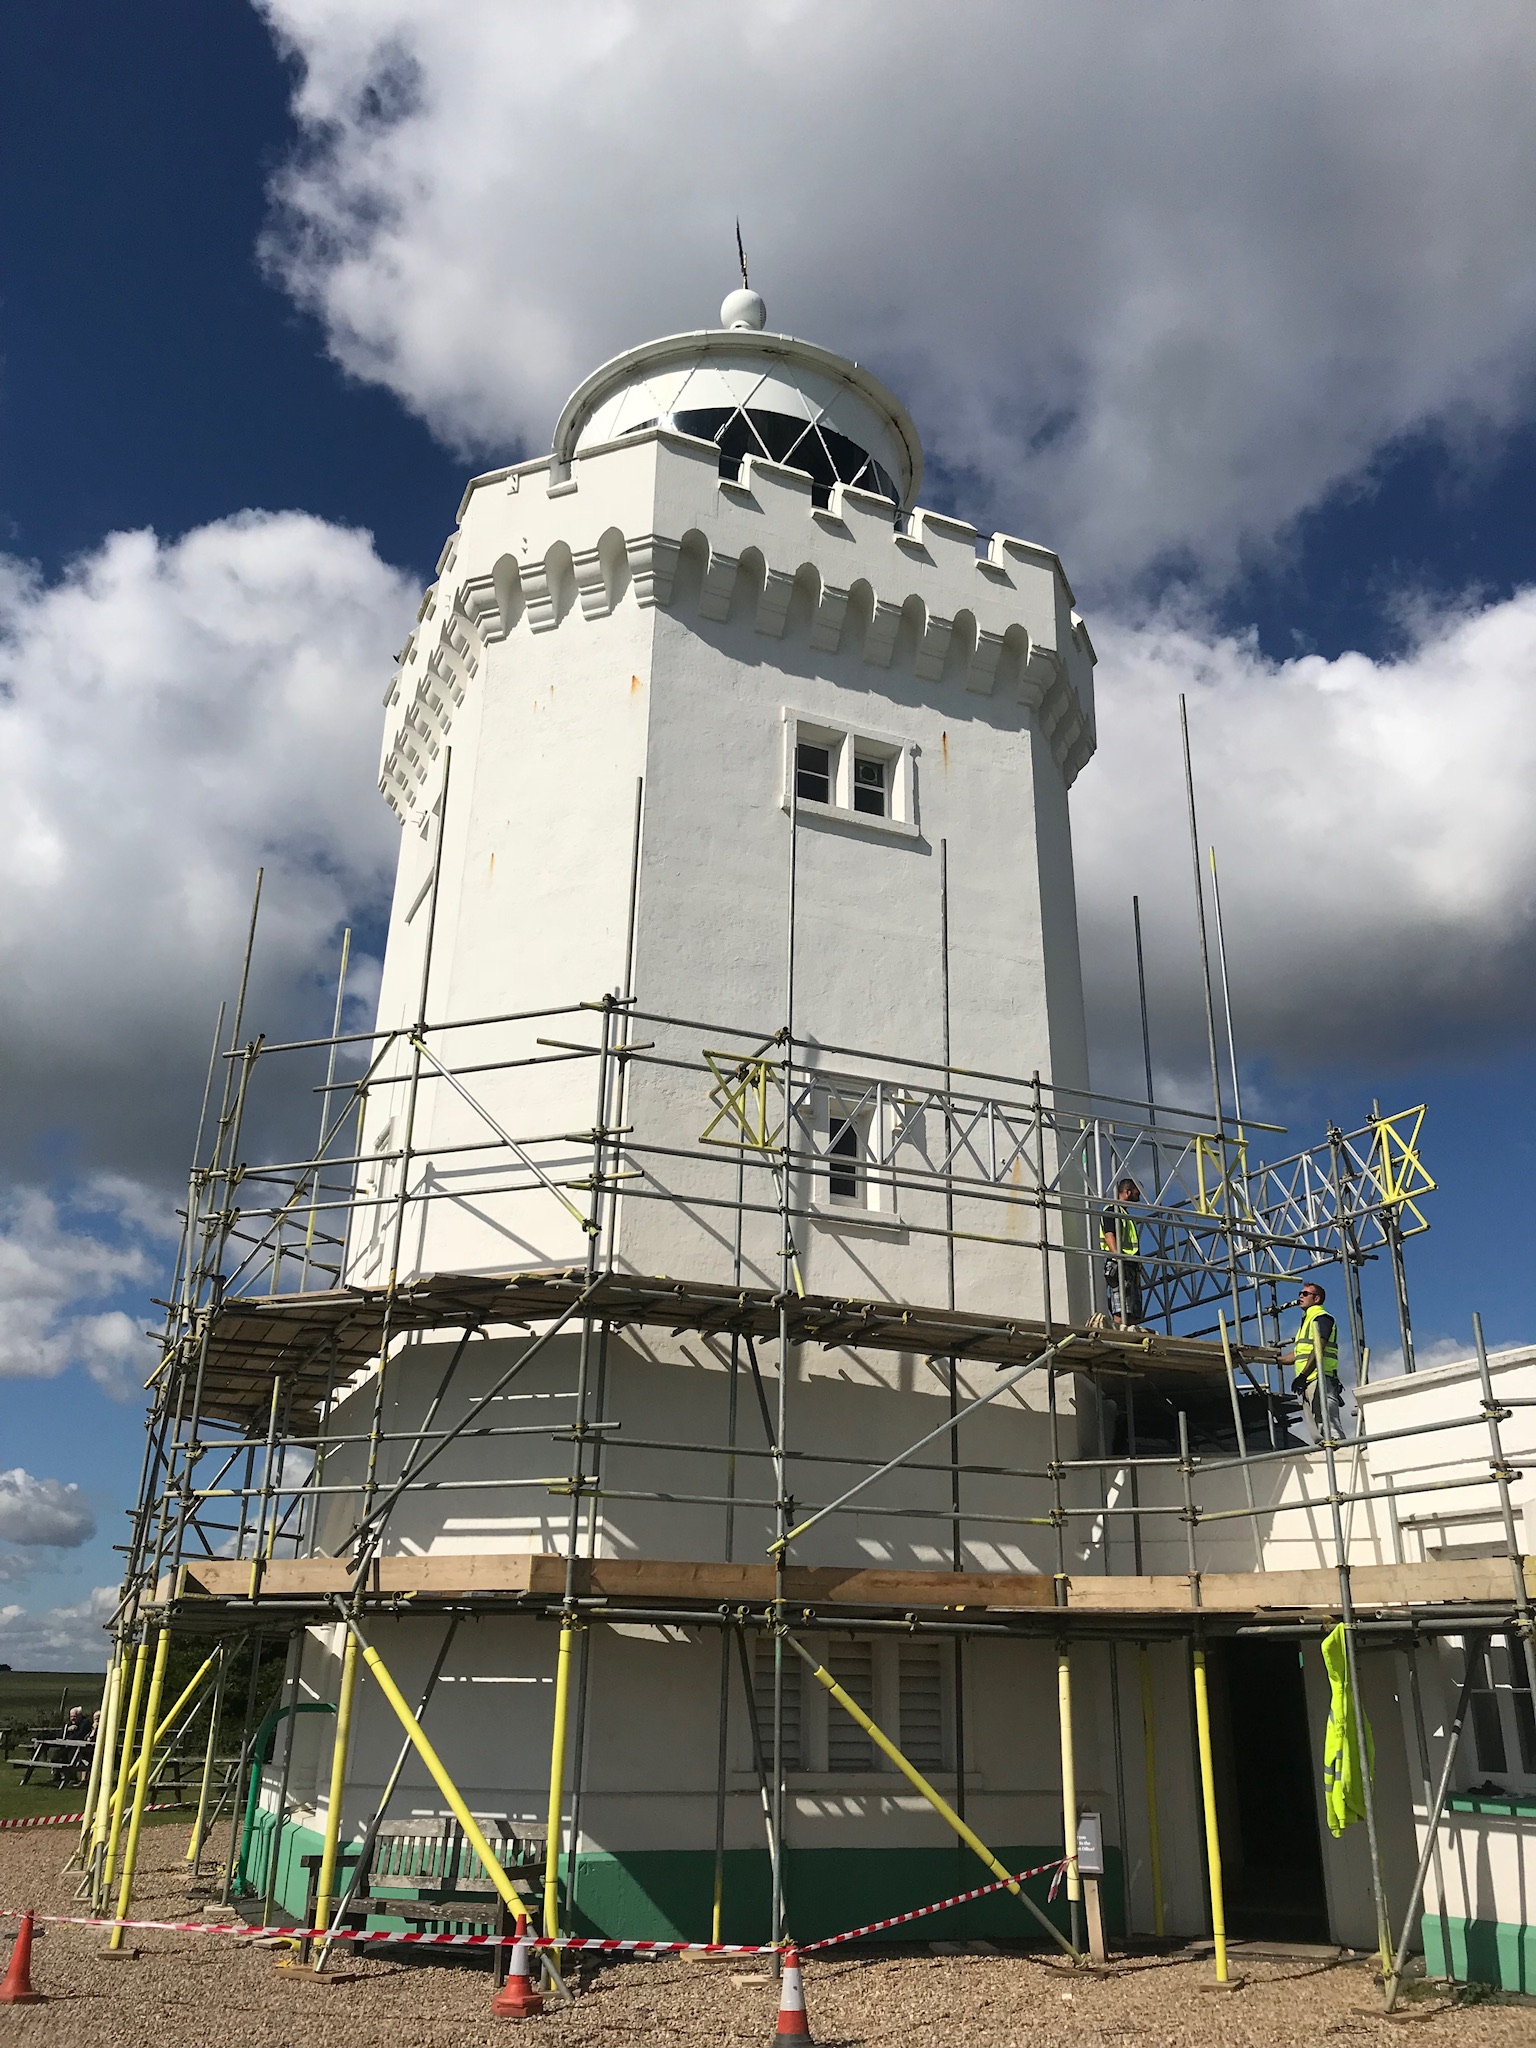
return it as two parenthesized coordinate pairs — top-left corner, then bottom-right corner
(783, 1632), (1082, 1962)
(1191, 1642), (1229, 1982)
(543, 1623), (577, 1939)
(1058, 1644), (1080, 1908)
(115, 1650), (218, 1805)
(311, 1627), (361, 1938)
(77, 1648), (121, 1867)
(109, 1626), (172, 1949)
(335, 1614), (525, 1918)
(100, 1636), (150, 1897)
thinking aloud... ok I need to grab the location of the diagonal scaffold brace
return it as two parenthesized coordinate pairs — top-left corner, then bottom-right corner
(780, 1630), (1082, 1964)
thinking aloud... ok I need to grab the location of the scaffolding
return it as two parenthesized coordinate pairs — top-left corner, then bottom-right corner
(86, 815), (1533, 2005)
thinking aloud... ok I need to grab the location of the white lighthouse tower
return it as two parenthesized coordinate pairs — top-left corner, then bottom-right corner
(356, 284), (1095, 1305)
(264, 288), (1120, 1948)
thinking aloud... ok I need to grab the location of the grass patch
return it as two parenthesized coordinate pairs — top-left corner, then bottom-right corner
(0, 1669), (107, 1822)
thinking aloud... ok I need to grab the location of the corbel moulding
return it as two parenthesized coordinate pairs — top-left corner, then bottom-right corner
(383, 443), (1097, 818)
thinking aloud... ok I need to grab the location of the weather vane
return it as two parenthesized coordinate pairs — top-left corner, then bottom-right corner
(736, 218), (749, 291)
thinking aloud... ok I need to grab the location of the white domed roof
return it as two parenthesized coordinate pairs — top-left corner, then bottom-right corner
(552, 302), (923, 511)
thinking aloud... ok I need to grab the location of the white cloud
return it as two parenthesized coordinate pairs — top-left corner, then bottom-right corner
(0, 1471), (96, 1549)
(0, 1586), (116, 1671)
(0, 1184), (159, 1393)
(257, 0), (1536, 588)
(0, 511), (414, 1181)
(1074, 588), (1536, 1083)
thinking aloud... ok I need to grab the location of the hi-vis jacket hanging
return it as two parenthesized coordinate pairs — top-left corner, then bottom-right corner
(1293, 1304), (1339, 1387)
(1321, 1624), (1374, 1837)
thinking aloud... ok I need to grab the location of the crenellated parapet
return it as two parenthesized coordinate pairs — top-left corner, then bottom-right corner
(382, 425), (1096, 826)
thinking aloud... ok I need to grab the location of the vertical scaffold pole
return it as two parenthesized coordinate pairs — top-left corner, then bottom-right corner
(711, 1626), (732, 1945)
(1217, 1310), (1263, 1571)
(555, 990), (619, 1945)
(262, 1636), (305, 1924)
(78, 1644), (122, 1879)
(1058, 1642), (1081, 1935)
(1472, 1311), (1536, 1704)
(186, 1646), (228, 1869)
(312, 1629), (360, 1937)
(100, 1636), (150, 1900)
(1138, 1645), (1165, 1936)
(109, 1626), (172, 1950)
(1190, 1638), (1228, 1983)
(1317, 1369), (1393, 1974)
(300, 926), (351, 1292)
(769, 783), (801, 1953)
(938, 840), (968, 1829)
(543, 1624), (577, 1940)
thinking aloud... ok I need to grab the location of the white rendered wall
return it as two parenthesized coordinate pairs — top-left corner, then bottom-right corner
(271, 1612), (1218, 1938)
(354, 424), (1096, 1333)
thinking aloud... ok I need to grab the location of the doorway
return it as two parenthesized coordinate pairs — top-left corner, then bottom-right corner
(1214, 1639), (1330, 1942)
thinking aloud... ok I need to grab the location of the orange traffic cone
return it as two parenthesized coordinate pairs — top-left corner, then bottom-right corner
(490, 1914), (544, 2020)
(772, 1943), (811, 2040)
(0, 1911), (43, 2005)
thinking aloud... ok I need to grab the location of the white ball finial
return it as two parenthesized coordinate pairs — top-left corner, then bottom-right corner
(721, 288), (767, 331)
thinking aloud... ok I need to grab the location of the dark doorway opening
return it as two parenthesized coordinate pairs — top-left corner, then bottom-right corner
(1215, 1639), (1330, 1941)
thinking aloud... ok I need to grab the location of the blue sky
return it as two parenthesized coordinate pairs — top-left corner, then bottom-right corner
(3, 1), (1535, 1662)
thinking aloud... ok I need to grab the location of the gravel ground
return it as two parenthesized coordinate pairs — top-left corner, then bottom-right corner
(1, 1823), (1530, 2047)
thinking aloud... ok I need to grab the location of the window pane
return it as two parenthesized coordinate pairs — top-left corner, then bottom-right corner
(853, 757), (886, 816)
(1469, 1642), (1507, 1774)
(1497, 1634), (1536, 1773)
(829, 1116), (859, 1199)
(795, 742), (831, 805)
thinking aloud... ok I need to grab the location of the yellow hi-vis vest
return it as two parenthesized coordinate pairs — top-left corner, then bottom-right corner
(1321, 1623), (1373, 1836)
(1293, 1303), (1339, 1385)
(1101, 1212), (1141, 1259)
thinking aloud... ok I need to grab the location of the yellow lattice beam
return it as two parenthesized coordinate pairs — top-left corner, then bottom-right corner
(700, 1051), (782, 1151)
(1371, 1105), (1434, 1226)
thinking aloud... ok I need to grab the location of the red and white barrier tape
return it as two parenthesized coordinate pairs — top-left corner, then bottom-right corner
(0, 1859), (1069, 1954)
(803, 1858), (1067, 1950)
(0, 1803), (179, 1834)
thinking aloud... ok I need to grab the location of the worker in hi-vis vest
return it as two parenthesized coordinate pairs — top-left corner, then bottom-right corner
(1282, 1279), (1341, 1442)
(1100, 1176), (1145, 1328)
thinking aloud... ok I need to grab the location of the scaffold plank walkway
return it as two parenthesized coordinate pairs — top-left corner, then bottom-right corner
(164, 1549), (1536, 1623)
(186, 1266), (1276, 1424)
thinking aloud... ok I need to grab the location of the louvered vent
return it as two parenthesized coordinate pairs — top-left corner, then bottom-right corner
(827, 1641), (875, 1772)
(751, 1637), (802, 1773)
(899, 1643), (945, 1770)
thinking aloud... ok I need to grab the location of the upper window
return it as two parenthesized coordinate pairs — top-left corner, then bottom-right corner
(784, 714), (917, 838)
(637, 407), (900, 510)
(795, 741), (832, 806)
(852, 757), (887, 817)
(827, 1112), (862, 1202)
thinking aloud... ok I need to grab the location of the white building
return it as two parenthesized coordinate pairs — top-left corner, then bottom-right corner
(233, 291), (1535, 1984)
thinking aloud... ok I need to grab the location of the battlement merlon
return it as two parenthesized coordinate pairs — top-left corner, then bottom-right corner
(383, 432), (1096, 826)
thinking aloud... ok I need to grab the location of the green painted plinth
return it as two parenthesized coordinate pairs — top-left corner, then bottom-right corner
(1423, 1912), (1536, 1994)
(241, 1812), (1117, 1953)
(569, 1844), (1118, 1948)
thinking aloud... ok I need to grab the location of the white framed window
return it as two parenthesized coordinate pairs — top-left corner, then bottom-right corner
(810, 1084), (900, 1225)
(1465, 1633), (1536, 1785)
(783, 712), (918, 838)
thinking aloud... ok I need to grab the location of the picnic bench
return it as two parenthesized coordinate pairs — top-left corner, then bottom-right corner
(9, 1735), (94, 1787)
(301, 1817), (545, 1984)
